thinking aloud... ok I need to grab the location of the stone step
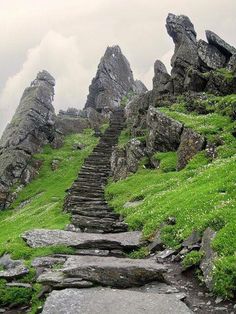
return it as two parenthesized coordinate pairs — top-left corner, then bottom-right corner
(69, 204), (113, 212)
(81, 164), (111, 170)
(70, 184), (104, 190)
(68, 191), (104, 198)
(68, 196), (106, 202)
(70, 209), (120, 219)
(70, 187), (104, 193)
(78, 173), (109, 178)
(71, 215), (128, 233)
(42, 288), (192, 314)
(22, 229), (143, 251)
(66, 201), (109, 207)
(38, 255), (167, 289)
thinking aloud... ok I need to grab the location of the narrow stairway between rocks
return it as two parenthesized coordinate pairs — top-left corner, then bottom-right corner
(64, 108), (128, 234)
(23, 109), (192, 314)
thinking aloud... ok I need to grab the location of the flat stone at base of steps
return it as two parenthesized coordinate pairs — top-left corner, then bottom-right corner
(22, 229), (143, 250)
(42, 288), (192, 314)
(37, 255), (167, 288)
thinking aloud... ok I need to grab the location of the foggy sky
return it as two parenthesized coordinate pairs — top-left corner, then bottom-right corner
(0, 0), (236, 135)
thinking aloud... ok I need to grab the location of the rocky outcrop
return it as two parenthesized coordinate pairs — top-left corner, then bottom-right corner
(166, 13), (198, 94)
(133, 80), (147, 94)
(206, 30), (236, 59)
(125, 92), (152, 136)
(0, 70), (57, 209)
(227, 54), (236, 72)
(198, 39), (226, 70)
(56, 107), (105, 135)
(146, 107), (183, 153)
(157, 13), (236, 97)
(177, 128), (206, 170)
(84, 45), (146, 113)
(153, 60), (172, 94)
(111, 139), (146, 181)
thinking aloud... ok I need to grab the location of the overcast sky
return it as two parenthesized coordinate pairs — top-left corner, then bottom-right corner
(0, 0), (236, 135)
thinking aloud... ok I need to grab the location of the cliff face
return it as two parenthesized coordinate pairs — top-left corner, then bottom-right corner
(84, 45), (147, 113)
(0, 70), (57, 209)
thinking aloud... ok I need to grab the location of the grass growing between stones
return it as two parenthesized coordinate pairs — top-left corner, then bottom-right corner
(0, 129), (98, 260)
(106, 107), (236, 298)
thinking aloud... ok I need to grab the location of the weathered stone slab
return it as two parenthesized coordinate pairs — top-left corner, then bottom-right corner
(0, 254), (29, 279)
(37, 271), (93, 289)
(22, 229), (143, 250)
(42, 288), (193, 314)
(62, 255), (167, 288)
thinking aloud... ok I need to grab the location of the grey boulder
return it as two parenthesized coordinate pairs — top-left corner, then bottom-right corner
(111, 138), (146, 181)
(146, 106), (183, 152)
(177, 128), (205, 170)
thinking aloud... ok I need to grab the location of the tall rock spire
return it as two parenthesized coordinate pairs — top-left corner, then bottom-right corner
(85, 45), (146, 112)
(0, 70), (56, 209)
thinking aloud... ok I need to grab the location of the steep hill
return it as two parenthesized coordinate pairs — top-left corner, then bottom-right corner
(0, 12), (236, 314)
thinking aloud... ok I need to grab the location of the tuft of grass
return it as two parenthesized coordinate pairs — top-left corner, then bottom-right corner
(128, 247), (149, 259)
(216, 68), (234, 81)
(212, 256), (236, 299)
(0, 279), (33, 307)
(0, 129), (98, 260)
(118, 129), (131, 148)
(181, 251), (204, 270)
(154, 152), (177, 172)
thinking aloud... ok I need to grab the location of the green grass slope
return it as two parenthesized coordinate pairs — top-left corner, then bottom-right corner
(0, 129), (98, 260)
(0, 129), (98, 311)
(106, 96), (236, 298)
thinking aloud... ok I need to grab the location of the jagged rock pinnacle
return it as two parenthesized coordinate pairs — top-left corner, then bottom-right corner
(85, 45), (146, 112)
(0, 70), (57, 209)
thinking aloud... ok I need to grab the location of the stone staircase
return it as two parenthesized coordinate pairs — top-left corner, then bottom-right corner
(64, 109), (128, 234)
(22, 109), (192, 313)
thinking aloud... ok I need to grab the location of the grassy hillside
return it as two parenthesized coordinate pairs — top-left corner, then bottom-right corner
(106, 95), (236, 298)
(0, 129), (98, 260)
